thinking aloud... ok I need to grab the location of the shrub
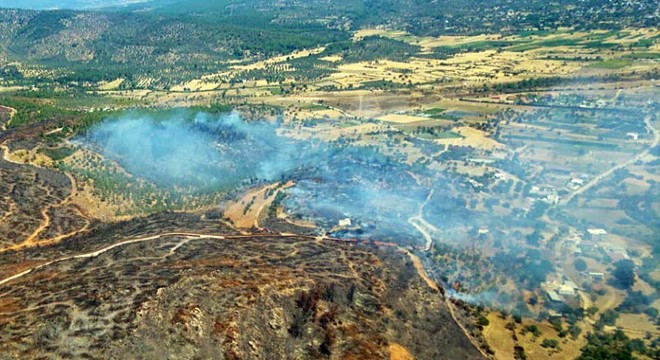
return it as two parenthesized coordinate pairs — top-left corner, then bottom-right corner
(541, 338), (559, 349)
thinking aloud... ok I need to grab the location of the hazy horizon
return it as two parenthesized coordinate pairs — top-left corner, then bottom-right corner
(0, 0), (152, 10)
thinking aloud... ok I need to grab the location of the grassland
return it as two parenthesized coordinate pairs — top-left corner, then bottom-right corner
(73, 28), (652, 108)
(0, 18), (658, 360)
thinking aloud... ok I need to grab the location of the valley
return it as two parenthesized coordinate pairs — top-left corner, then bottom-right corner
(0, 1), (658, 359)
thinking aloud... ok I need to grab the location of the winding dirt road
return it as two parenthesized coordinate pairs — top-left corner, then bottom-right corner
(0, 105), (15, 131)
(0, 225), (490, 358)
(0, 232), (233, 287)
(0, 140), (487, 356)
(0, 144), (91, 252)
(408, 189), (437, 252)
(405, 189), (491, 358)
(0, 231), (359, 287)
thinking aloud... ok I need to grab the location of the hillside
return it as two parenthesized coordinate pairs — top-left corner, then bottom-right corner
(0, 1), (658, 359)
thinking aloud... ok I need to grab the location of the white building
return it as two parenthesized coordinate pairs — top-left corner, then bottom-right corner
(546, 290), (562, 303)
(587, 228), (608, 236)
(494, 172), (507, 180)
(564, 280), (578, 291)
(570, 178), (584, 186)
(544, 194), (560, 205)
(588, 272), (604, 280)
(558, 284), (576, 296)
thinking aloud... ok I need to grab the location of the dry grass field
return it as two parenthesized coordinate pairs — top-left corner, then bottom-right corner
(131, 28), (658, 121)
(224, 182), (294, 229)
(483, 313), (588, 360)
(1, 13), (657, 359)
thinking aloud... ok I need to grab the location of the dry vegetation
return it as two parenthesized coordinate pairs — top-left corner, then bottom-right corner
(0, 14), (658, 359)
(0, 213), (483, 359)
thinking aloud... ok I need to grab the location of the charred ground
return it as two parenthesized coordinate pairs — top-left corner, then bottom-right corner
(0, 217), (484, 359)
(0, 128), (485, 359)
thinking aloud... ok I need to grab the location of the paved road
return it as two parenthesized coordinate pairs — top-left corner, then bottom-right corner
(561, 115), (658, 206)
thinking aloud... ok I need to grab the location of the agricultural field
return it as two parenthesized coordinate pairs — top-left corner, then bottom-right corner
(0, 1), (658, 359)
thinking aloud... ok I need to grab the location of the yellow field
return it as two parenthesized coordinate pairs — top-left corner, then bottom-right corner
(378, 113), (432, 124)
(388, 343), (413, 360)
(616, 314), (659, 339)
(353, 29), (507, 53)
(134, 27), (659, 123)
(339, 28), (657, 90)
(224, 182), (294, 229)
(482, 313), (517, 360)
(434, 126), (504, 150)
(98, 78), (125, 90)
(483, 312), (587, 360)
(0, 86), (26, 93)
(280, 122), (388, 142)
(171, 47), (326, 92)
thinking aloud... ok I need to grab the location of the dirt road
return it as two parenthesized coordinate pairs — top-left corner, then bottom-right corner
(0, 227), (489, 357)
(0, 105), (16, 131)
(0, 140), (93, 251)
(0, 232), (228, 287)
(408, 189), (438, 251)
(0, 231), (356, 287)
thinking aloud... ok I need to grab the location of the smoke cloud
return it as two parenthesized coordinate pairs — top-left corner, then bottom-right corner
(84, 111), (304, 189)
(82, 109), (565, 313)
(82, 110), (435, 243)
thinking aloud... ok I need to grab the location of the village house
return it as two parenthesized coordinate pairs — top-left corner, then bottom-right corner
(494, 172), (507, 180)
(544, 194), (560, 205)
(589, 272), (604, 281)
(567, 178), (584, 189)
(586, 228), (608, 241)
(587, 228), (607, 236)
(558, 284), (576, 297)
(546, 290), (563, 303)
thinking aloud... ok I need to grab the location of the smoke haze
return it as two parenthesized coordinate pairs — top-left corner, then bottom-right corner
(82, 111), (435, 243)
(85, 111), (306, 189)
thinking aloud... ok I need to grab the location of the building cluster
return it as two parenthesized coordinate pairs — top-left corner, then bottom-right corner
(545, 278), (580, 306)
(546, 225), (629, 309)
(565, 228), (628, 262)
(529, 185), (560, 205)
